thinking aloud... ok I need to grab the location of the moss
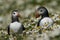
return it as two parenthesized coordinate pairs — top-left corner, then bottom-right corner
(55, 20), (60, 25)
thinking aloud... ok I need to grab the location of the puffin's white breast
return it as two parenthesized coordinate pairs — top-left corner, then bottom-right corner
(10, 22), (21, 33)
(40, 17), (53, 28)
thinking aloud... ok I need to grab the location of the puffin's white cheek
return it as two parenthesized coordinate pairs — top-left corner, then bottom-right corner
(12, 13), (18, 17)
(38, 11), (43, 15)
(13, 12), (18, 16)
(15, 13), (18, 16)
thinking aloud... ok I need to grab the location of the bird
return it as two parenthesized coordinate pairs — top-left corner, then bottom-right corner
(7, 10), (25, 35)
(35, 6), (54, 29)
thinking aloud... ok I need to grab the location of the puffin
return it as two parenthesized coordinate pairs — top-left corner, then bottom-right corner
(7, 10), (25, 35)
(35, 7), (54, 29)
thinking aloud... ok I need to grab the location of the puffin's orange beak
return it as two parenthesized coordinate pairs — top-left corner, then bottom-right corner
(17, 13), (20, 17)
(35, 11), (40, 18)
(17, 13), (22, 18)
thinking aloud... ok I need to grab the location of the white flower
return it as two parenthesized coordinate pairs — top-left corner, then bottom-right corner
(47, 29), (60, 38)
(41, 33), (49, 40)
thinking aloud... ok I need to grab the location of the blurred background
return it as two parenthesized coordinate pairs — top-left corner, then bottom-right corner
(0, 0), (60, 40)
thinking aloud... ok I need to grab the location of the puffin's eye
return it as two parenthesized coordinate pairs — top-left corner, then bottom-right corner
(40, 9), (43, 12)
(13, 13), (15, 14)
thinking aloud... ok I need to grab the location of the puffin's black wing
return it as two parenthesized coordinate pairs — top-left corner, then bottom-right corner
(7, 25), (10, 35)
(21, 24), (25, 30)
(37, 19), (41, 26)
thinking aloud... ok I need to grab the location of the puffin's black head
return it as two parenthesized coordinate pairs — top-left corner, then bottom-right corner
(35, 6), (49, 18)
(11, 9), (21, 22)
(12, 9), (20, 17)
